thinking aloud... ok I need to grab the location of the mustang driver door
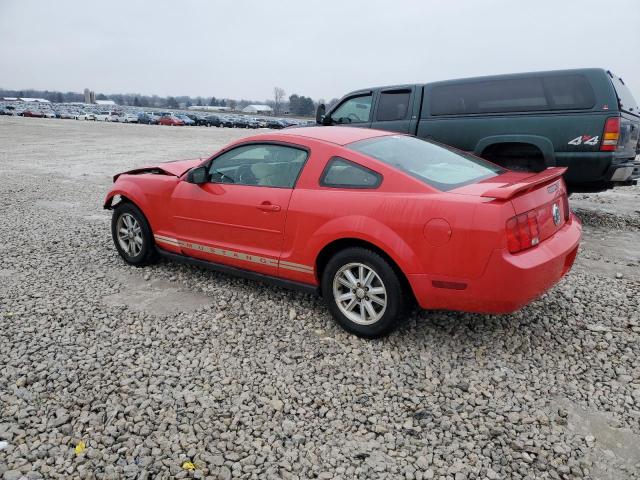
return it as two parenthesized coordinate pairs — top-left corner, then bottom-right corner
(169, 143), (308, 276)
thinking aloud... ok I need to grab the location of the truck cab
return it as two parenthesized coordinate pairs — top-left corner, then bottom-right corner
(318, 86), (421, 134)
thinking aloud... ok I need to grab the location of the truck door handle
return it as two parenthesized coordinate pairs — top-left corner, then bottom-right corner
(257, 202), (281, 212)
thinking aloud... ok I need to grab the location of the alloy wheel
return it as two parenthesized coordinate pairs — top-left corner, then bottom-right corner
(116, 213), (143, 257)
(333, 262), (387, 325)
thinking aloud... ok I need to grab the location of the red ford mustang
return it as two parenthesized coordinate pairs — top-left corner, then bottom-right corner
(158, 116), (184, 126)
(104, 127), (581, 337)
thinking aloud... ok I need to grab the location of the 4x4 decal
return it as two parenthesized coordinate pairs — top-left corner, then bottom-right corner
(568, 135), (599, 146)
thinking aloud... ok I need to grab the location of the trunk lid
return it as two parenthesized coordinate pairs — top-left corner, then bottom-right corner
(452, 167), (570, 244)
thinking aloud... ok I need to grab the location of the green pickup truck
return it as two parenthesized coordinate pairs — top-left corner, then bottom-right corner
(316, 68), (640, 193)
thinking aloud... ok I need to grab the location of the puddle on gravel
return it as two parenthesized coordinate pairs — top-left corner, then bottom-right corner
(0, 268), (16, 288)
(574, 229), (640, 280)
(0, 268), (15, 278)
(555, 398), (640, 480)
(571, 187), (640, 218)
(36, 199), (80, 211)
(36, 199), (110, 223)
(84, 212), (110, 222)
(103, 270), (213, 315)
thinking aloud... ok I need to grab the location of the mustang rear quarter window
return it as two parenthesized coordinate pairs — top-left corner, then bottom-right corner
(320, 157), (382, 189)
(349, 135), (504, 191)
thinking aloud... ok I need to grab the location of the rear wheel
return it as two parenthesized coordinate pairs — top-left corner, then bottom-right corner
(321, 247), (405, 338)
(111, 203), (157, 266)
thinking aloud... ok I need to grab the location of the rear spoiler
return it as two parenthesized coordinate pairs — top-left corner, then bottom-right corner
(481, 167), (567, 200)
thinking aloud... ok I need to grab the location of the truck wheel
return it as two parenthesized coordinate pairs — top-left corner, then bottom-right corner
(321, 247), (405, 338)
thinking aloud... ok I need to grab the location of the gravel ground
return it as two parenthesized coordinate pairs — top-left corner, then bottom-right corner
(0, 116), (639, 480)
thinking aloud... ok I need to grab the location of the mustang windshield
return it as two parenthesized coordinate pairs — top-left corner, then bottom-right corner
(348, 135), (505, 191)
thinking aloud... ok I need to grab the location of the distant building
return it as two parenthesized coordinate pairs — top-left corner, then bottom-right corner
(242, 104), (273, 114)
(19, 98), (51, 103)
(95, 99), (116, 106)
(83, 89), (97, 104)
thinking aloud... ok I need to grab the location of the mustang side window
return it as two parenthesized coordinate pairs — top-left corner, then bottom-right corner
(331, 95), (372, 124)
(320, 157), (382, 189)
(208, 144), (308, 188)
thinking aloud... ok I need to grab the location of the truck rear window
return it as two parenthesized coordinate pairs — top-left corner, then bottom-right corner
(609, 74), (638, 115)
(429, 74), (595, 115)
(348, 135), (504, 191)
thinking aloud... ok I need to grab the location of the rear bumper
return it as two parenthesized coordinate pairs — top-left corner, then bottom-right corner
(557, 152), (639, 185)
(409, 213), (582, 314)
(606, 156), (639, 182)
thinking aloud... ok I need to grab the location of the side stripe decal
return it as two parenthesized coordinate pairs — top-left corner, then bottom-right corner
(154, 235), (314, 274)
(154, 234), (180, 247)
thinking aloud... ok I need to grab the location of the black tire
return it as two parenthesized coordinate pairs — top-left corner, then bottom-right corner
(321, 247), (405, 338)
(111, 202), (157, 266)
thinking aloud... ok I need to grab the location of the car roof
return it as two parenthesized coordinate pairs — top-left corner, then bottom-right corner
(273, 126), (395, 146)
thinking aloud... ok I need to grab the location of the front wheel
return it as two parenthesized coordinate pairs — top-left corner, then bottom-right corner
(111, 203), (157, 266)
(321, 247), (405, 338)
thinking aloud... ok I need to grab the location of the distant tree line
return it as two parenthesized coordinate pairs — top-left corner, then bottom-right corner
(0, 87), (333, 117)
(288, 94), (315, 116)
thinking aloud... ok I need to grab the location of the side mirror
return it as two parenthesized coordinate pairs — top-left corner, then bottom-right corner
(316, 104), (326, 125)
(186, 166), (208, 184)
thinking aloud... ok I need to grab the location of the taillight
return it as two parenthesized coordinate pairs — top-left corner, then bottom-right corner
(601, 117), (620, 151)
(506, 211), (540, 253)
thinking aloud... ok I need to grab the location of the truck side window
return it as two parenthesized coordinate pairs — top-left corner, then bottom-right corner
(430, 75), (596, 116)
(543, 75), (596, 110)
(331, 95), (372, 124)
(376, 91), (411, 121)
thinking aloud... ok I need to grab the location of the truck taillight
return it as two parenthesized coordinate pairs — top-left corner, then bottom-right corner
(601, 117), (620, 151)
(506, 211), (540, 253)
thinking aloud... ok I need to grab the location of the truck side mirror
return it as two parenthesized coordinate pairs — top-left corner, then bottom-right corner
(316, 104), (326, 125)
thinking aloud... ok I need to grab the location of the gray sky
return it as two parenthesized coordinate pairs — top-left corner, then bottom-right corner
(1, 0), (639, 102)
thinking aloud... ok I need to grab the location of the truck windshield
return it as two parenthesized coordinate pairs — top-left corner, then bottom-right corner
(610, 74), (638, 115)
(348, 135), (505, 191)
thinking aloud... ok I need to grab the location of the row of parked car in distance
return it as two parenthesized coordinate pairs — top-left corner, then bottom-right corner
(0, 101), (311, 130)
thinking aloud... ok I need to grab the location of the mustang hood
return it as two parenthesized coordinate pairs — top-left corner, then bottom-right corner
(113, 158), (202, 181)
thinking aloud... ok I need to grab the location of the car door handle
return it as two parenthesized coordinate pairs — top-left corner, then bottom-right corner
(257, 203), (281, 212)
